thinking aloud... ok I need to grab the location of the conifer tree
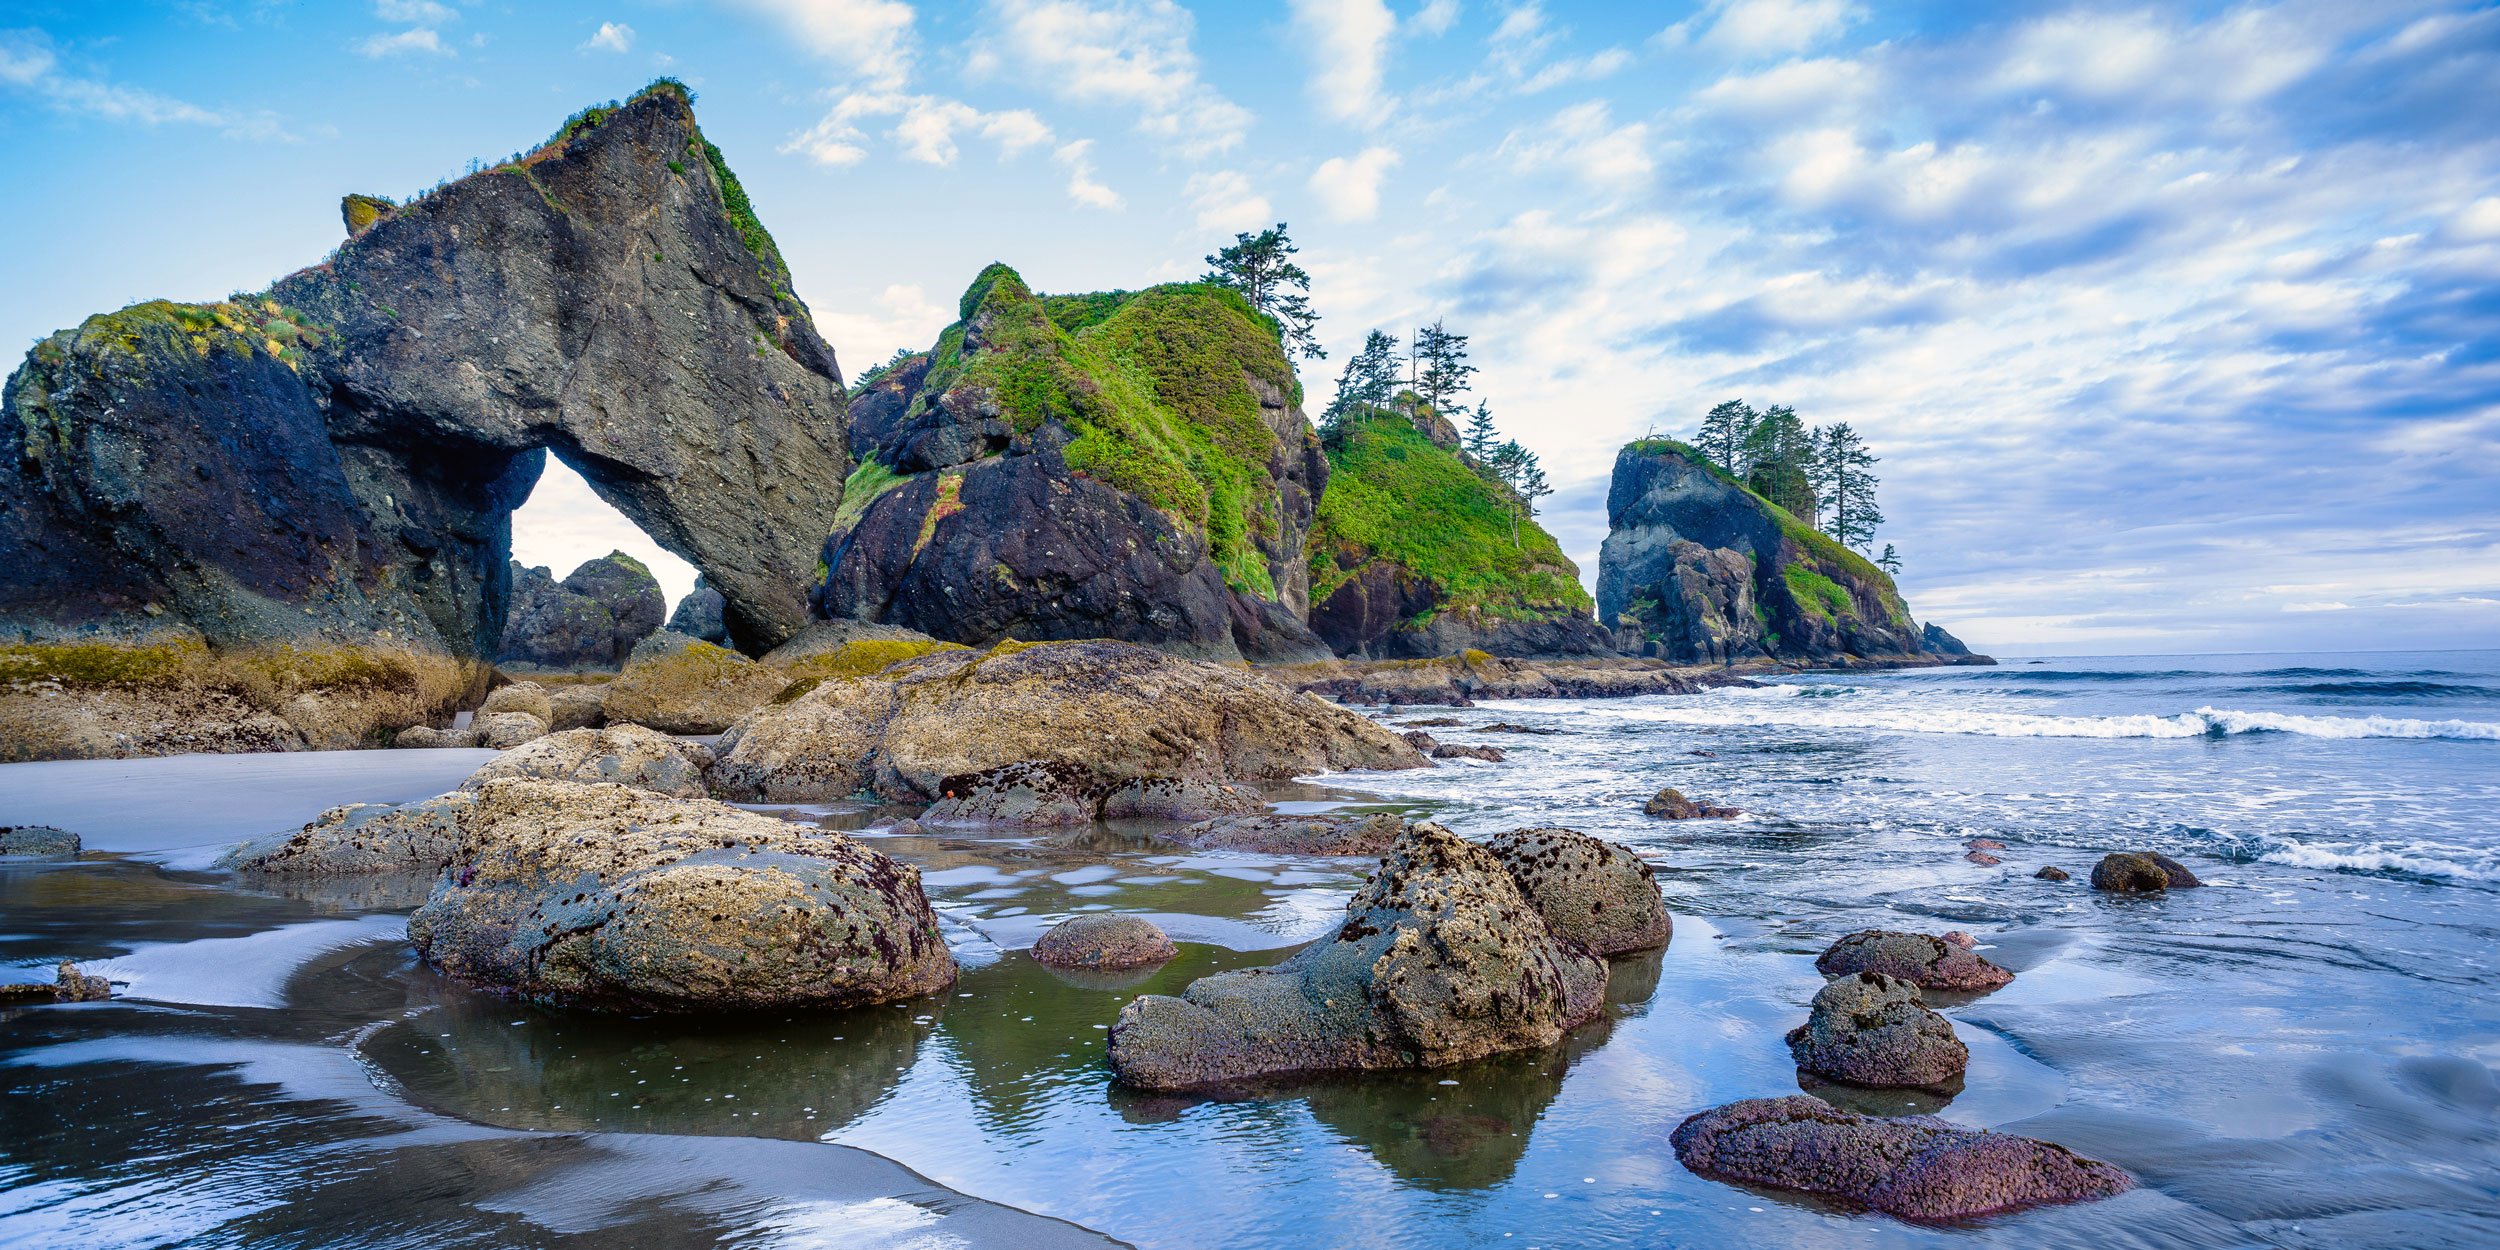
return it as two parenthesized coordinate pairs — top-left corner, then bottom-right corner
(1741, 404), (1817, 519)
(1203, 223), (1325, 360)
(1414, 320), (1475, 415)
(1321, 329), (1404, 431)
(1463, 401), (1498, 459)
(1817, 423), (1884, 550)
(1697, 399), (1753, 472)
(1877, 543), (1902, 574)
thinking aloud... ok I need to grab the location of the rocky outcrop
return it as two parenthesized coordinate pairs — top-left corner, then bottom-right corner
(1306, 406), (1608, 659)
(1402, 730), (1504, 762)
(1670, 1096), (2130, 1221)
(0, 826), (80, 857)
(0, 83), (849, 657)
(474, 710), (549, 749)
(1106, 822), (1606, 1090)
(1644, 787), (1740, 820)
(1785, 972), (1967, 1089)
(480, 681), (553, 722)
(499, 553), (665, 670)
(1, 640), (476, 761)
(1483, 826), (1670, 956)
(1597, 441), (1971, 666)
(2091, 851), (2203, 892)
(395, 724), (480, 748)
(710, 638), (1426, 804)
(816, 268), (1330, 664)
(407, 779), (954, 1012)
(1922, 622), (1974, 657)
(219, 791), (479, 876)
(0, 961), (112, 1004)
(1168, 812), (1410, 856)
(1280, 652), (1719, 706)
(602, 630), (790, 734)
(666, 576), (729, 645)
(1030, 915), (1176, 970)
(1814, 930), (2014, 993)
(920, 761), (1264, 828)
(459, 724), (713, 797)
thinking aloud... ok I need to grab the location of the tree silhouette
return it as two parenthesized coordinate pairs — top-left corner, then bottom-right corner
(1203, 223), (1325, 360)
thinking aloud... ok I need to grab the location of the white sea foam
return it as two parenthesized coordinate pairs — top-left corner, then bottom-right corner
(2255, 838), (2500, 882)
(1587, 696), (2500, 741)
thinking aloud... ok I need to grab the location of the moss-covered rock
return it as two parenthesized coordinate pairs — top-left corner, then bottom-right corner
(816, 267), (1329, 663)
(602, 630), (790, 734)
(1307, 407), (1608, 659)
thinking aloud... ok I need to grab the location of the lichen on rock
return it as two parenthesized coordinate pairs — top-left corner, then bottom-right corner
(603, 630), (791, 734)
(1483, 826), (1670, 956)
(460, 723), (713, 797)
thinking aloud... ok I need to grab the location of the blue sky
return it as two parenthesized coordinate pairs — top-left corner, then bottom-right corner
(3, 1), (2496, 654)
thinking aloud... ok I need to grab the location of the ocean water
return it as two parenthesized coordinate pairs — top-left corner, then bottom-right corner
(3, 650), (2496, 1248)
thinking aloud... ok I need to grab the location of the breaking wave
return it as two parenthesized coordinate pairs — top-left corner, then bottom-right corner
(1598, 697), (2500, 741)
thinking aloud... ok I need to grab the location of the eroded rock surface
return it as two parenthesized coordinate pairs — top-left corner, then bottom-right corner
(1169, 812), (1409, 856)
(1814, 929), (2014, 993)
(1030, 915), (1177, 970)
(604, 631), (790, 734)
(1671, 1096), (2130, 1221)
(0, 826), (80, 858)
(1107, 822), (1605, 1090)
(1484, 826), (1670, 956)
(2091, 851), (2204, 892)
(460, 724), (713, 798)
(219, 792), (480, 876)
(407, 780), (954, 1012)
(1786, 972), (1967, 1089)
(921, 761), (1263, 828)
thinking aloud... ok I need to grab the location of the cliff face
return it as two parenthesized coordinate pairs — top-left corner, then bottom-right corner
(1306, 406), (1609, 659)
(1596, 440), (1947, 664)
(0, 83), (849, 656)
(499, 551), (665, 670)
(815, 266), (1331, 663)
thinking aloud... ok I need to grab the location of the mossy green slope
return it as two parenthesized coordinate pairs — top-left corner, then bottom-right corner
(868, 264), (1303, 598)
(1310, 410), (1593, 622)
(1622, 437), (1908, 628)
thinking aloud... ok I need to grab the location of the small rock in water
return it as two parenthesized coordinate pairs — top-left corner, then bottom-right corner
(2091, 851), (2203, 892)
(1964, 838), (2006, 851)
(1474, 722), (1559, 735)
(1964, 851), (2003, 866)
(1815, 929), (2013, 993)
(1432, 743), (1505, 762)
(1670, 1096), (2132, 1221)
(1030, 915), (1177, 970)
(2034, 865), (2071, 881)
(1643, 787), (1740, 820)
(1940, 932), (1976, 949)
(1170, 812), (1408, 856)
(1786, 972), (1967, 1089)
(1685, 749), (1718, 758)
(0, 961), (111, 1004)
(0, 826), (81, 858)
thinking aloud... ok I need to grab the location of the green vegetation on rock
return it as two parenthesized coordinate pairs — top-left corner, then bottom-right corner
(879, 265), (1303, 599)
(1310, 410), (1592, 621)
(1629, 437), (1910, 629)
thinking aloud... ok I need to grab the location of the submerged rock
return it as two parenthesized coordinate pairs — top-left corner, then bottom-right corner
(1030, 915), (1177, 970)
(1643, 787), (1741, 820)
(2035, 865), (2071, 881)
(219, 792), (479, 876)
(1786, 972), (1968, 1089)
(2091, 851), (2204, 892)
(459, 724), (713, 798)
(1107, 822), (1606, 1090)
(712, 639), (1426, 804)
(603, 631), (790, 734)
(1483, 826), (1670, 956)
(408, 780), (954, 1012)
(921, 761), (1264, 828)
(0, 825), (80, 858)
(0, 961), (111, 1004)
(1814, 930), (2014, 994)
(1169, 812), (1409, 856)
(1671, 1096), (2130, 1221)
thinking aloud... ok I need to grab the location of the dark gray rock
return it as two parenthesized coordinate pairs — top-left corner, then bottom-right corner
(1643, 787), (1740, 819)
(1483, 826), (1670, 956)
(499, 555), (663, 670)
(1596, 443), (1952, 665)
(1670, 1096), (2131, 1221)
(666, 575), (729, 645)
(1921, 622), (1974, 656)
(559, 552), (666, 665)
(2091, 851), (2203, 892)
(1815, 929), (2014, 993)
(2035, 865), (2071, 881)
(1786, 971), (1968, 1089)
(0, 84), (849, 655)
(0, 826), (80, 857)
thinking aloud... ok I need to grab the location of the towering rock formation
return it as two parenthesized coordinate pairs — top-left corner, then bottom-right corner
(0, 82), (849, 657)
(815, 266), (1331, 663)
(1596, 440), (1974, 665)
(499, 552), (666, 670)
(1305, 400), (1609, 659)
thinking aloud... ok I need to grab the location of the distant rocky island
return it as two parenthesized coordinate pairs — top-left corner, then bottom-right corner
(0, 81), (1980, 762)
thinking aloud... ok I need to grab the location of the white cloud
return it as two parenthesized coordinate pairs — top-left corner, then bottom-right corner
(1311, 146), (1400, 221)
(979, 0), (1251, 156)
(1289, 0), (1398, 125)
(1494, 101), (1654, 194)
(1185, 170), (1271, 231)
(811, 282), (954, 371)
(0, 27), (290, 138)
(356, 28), (449, 58)
(1698, 0), (1860, 57)
(1409, 0), (1459, 38)
(726, 0), (917, 89)
(784, 92), (1054, 167)
(1056, 139), (1123, 209)
(375, 0), (455, 24)
(582, 22), (635, 54)
(1481, 1), (1633, 95)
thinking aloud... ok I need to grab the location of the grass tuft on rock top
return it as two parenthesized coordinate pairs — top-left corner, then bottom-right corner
(776, 639), (969, 686)
(883, 264), (1303, 600)
(1310, 410), (1593, 621)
